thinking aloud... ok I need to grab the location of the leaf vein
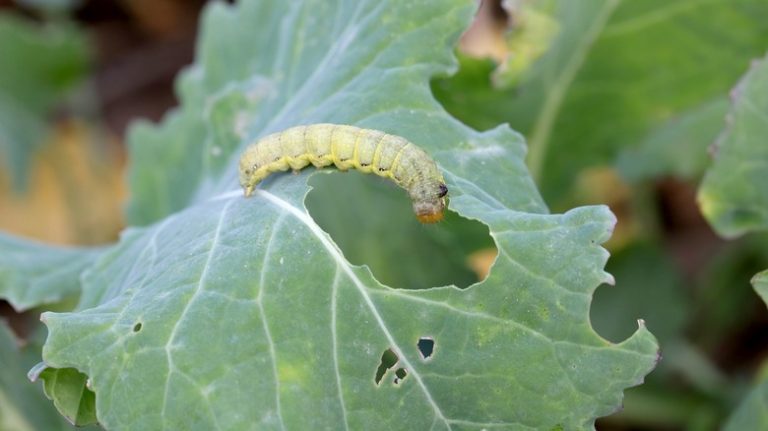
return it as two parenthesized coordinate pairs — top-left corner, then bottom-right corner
(255, 213), (287, 430)
(161, 199), (232, 430)
(330, 268), (350, 431)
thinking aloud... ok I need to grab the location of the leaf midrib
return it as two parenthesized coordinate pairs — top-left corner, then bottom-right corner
(256, 189), (452, 428)
(526, 0), (622, 182)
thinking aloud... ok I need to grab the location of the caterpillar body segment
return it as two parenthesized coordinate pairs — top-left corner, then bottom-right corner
(238, 124), (448, 223)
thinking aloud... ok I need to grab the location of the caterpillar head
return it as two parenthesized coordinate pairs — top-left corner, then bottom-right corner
(413, 182), (448, 224)
(239, 153), (259, 196)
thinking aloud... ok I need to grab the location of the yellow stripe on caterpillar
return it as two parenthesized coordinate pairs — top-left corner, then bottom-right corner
(239, 124), (448, 223)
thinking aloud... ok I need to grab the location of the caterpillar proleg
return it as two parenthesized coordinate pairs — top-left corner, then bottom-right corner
(239, 124), (448, 223)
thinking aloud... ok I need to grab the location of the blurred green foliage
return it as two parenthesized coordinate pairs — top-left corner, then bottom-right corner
(434, 0), (768, 209)
(0, 323), (93, 430)
(699, 53), (768, 238)
(0, 13), (89, 190)
(696, 53), (768, 430)
(0, 233), (104, 311)
(14, 0), (83, 14)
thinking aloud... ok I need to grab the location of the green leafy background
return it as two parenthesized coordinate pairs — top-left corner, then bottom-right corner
(28, 0), (659, 429)
(699, 53), (768, 239)
(0, 13), (88, 190)
(0, 233), (102, 311)
(0, 323), (79, 431)
(434, 0), (768, 207)
(697, 53), (768, 430)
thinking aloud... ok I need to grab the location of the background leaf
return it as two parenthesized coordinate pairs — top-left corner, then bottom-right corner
(38, 0), (658, 429)
(0, 13), (89, 190)
(699, 53), (768, 239)
(753, 270), (768, 306)
(722, 270), (768, 430)
(13, 0), (83, 14)
(0, 233), (104, 311)
(0, 322), (88, 431)
(617, 98), (729, 183)
(697, 50), (768, 429)
(591, 243), (688, 345)
(434, 0), (768, 207)
(29, 364), (97, 427)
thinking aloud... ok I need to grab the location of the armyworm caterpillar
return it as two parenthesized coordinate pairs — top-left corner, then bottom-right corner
(239, 124), (448, 223)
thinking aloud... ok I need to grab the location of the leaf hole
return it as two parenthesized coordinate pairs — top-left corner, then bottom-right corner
(374, 348), (398, 386)
(393, 367), (408, 385)
(306, 172), (497, 289)
(417, 337), (435, 360)
(132, 322), (143, 332)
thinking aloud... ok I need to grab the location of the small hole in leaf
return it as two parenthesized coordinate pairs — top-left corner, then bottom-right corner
(132, 322), (142, 332)
(393, 367), (408, 385)
(417, 337), (434, 360)
(374, 348), (398, 385)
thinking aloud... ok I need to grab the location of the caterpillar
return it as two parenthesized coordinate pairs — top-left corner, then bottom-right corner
(239, 124), (448, 223)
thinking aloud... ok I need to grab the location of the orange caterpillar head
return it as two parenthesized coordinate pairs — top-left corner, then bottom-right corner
(416, 211), (445, 224)
(413, 183), (448, 224)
